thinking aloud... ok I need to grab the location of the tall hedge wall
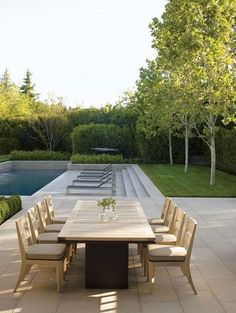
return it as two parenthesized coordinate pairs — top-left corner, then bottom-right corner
(71, 124), (137, 158)
(216, 127), (236, 175)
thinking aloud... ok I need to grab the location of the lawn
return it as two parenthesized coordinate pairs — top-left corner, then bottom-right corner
(140, 164), (236, 197)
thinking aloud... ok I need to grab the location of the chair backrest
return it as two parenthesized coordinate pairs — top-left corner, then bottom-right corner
(164, 200), (176, 228)
(45, 195), (54, 223)
(170, 207), (186, 245)
(15, 215), (32, 261)
(161, 197), (171, 219)
(28, 207), (43, 244)
(36, 201), (48, 232)
(181, 217), (197, 263)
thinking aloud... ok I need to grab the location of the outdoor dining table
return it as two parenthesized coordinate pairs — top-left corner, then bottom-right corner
(57, 199), (156, 289)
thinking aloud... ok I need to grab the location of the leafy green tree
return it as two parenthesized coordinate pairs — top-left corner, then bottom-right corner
(20, 70), (38, 100)
(1, 68), (11, 89)
(134, 60), (178, 165)
(150, 0), (236, 184)
(30, 102), (69, 151)
(0, 82), (33, 119)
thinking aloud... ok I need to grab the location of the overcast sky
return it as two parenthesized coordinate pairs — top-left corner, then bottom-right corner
(0, 0), (167, 108)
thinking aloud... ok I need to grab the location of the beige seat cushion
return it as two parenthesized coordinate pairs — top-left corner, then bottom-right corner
(151, 225), (169, 233)
(148, 244), (186, 262)
(37, 232), (58, 243)
(26, 243), (66, 260)
(52, 216), (67, 224)
(155, 233), (177, 244)
(45, 224), (63, 232)
(148, 217), (164, 225)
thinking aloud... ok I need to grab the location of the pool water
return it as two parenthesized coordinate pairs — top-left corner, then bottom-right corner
(0, 169), (65, 196)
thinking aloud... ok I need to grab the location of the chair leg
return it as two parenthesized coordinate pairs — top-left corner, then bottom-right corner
(14, 263), (32, 292)
(147, 260), (155, 294)
(183, 264), (197, 295)
(56, 261), (64, 293)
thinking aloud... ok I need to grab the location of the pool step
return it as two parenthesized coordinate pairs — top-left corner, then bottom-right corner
(121, 169), (137, 197)
(115, 171), (126, 196)
(127, 166), (149, 197)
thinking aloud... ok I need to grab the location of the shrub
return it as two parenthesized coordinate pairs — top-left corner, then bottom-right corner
(10, 150), (70, 161)
(70, 153), (124, 164)
(0, 137), (20, 154)
(0, 195), (22, 224)
(0, 201), (10, 224)
(0, 155), (10, 163)
(71, 124), (136, 158)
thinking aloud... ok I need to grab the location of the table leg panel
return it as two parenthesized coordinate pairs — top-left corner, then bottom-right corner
(85, 242), (128, 289)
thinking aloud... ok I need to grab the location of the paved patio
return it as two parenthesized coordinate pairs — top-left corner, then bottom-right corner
(0, 165), (236, 313)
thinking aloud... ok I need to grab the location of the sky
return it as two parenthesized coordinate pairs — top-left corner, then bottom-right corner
(0, 0), (168, 108)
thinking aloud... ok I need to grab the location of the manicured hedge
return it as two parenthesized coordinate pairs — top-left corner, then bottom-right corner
(10, 150), (70, 161)
(0, 195), (22, 224)
(0, 155), (10, 163)
(216, 127), (236, 175)
(70, 153), (124, 164)
(71, 124), (136, 158)
(0, 138), (20, 154)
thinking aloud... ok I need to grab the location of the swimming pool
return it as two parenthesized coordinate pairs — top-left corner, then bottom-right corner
(0, 169), (65, 196)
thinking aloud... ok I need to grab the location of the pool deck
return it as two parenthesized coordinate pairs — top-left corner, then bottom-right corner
(0, 165), (236, 313)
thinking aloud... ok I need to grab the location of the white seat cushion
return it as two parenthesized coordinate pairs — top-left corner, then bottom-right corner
(148, 217), (164, 225)
(26, 243), (66, 260)
(37, 232), (58, 243)
(45, 224), (63, 232)
(52, 216), (67, 224)
(148, 244), (186, 262)
(151, 225), (169, 233)
(155, 233), (177, 244)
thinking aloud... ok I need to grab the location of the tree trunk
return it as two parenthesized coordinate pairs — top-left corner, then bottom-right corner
(184, 115), (189, 173)
(168, 130), (173, 165)
(209, 135), (216, 185)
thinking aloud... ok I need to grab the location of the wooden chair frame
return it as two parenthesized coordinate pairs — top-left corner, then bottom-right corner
(14, 215), (66, 293)
(147, 217), (197, 295)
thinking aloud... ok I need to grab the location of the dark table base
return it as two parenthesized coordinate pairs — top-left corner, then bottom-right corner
(85, 242), (128, 289)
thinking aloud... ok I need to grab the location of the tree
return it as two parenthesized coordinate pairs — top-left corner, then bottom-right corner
(0, 82), (33, 119)
(149, 0), (236, 185)
(1, 68), (11, 88)
(30, 102), (68, 151)
(20, 70), (38, 100)
(135, 60), (178, 165)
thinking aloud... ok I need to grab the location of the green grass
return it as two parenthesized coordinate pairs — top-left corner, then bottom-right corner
(140, 164), (236, 197)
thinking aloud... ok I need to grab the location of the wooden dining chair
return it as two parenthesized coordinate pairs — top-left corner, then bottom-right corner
(147, 217), (197, 294)
(155, 207), (186, 245)
(40, 199), (76, 263)
(143, 207), (185, 276)
(36, 201), (64, 233)
(14, 215), (67, 293)
(148, 197), (171, 225)
(28, 207), (59, 244)
(151, 200), (177, 233)
(44, 195), (67, 224)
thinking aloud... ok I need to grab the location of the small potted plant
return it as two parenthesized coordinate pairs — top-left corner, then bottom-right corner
(97, 197), (117, 221)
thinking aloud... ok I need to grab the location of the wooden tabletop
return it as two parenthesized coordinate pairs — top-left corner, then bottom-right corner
(58, 199), (156, 243)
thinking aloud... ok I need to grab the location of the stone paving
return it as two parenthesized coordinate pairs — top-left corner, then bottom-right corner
(0, 165), (236, 313)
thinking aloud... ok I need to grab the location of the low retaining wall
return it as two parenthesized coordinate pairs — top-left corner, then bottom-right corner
(0, 161), (13, 173)
(0, 161), (130, 172)
(0, 161), (69, 172)
(67, 163), (129, 171)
